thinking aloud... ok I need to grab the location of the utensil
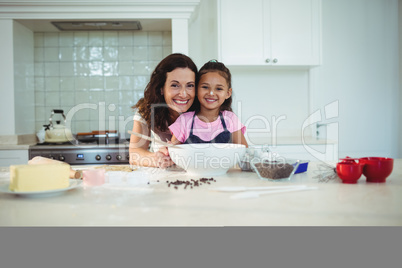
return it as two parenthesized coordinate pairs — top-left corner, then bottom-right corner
(230, 186), (318, 199)
(128, 131), (181, 149)
(211, 185), (309, 192)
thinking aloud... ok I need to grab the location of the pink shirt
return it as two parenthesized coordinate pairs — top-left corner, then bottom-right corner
(169, 111), (246, 143)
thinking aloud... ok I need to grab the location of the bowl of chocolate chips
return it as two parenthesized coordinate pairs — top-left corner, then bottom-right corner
(251, 158), (300, 182)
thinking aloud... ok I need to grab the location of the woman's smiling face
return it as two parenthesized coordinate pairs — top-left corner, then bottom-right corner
(162, 67), (196, 118)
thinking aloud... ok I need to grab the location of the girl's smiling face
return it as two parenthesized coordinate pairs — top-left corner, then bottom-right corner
(197, 72), (232, 112)
(162, 67), (196, 118)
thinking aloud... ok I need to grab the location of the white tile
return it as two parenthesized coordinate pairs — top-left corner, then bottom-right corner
(133, 32), (148, 46)
(118, 61), (133, 76)
(60, 77), (75, 91)
(88, 61), (103, 76)
(90, 77), (104, 91)
(103, 62), (118, 76)
(74, 121), (91, 133)
(118, 32), (133, 46)
(133, 76), (147, 90)
(74, 32), (89, 46)
(74, 62), (89, 76)
(89, 120), (100, 131)
(60, 62), (75, 76)
(60, 91), (75, 106)
(59, 47), (74, 61)
(133, 46), (148, 61)
(88, 32), (103, 46)
(75, 91), (90, 104)
(35, 91), (45, 106)
(89, 47), (103, 61)
(103, 47), (118, 61)
(163, 46), (172, 58)
(75, 77), (90, 91)
(105, 91), (119, 105)
(34, 77), (45, 91)
(104, 32), (118, 46)
(44, 62), (59, 77)
(74, 47), (88, 61)
(148, 46), (163, 61)
(34, 33), (44, 47)
(34, 47), (44, 62)
(45, 92), (60, 106)
(105, 76), (120, 91)
(59, 32), (74, 47)
(163, 32), (172, 46)
(44, 33), (59, 47)
(35, 107), (46, 123)
(120, 90), (133, 105)
(148, 32), (163, 46)
(44, 47), (59, 62)
(72, 106), (90, 120)
(133, 61), (150, 75)
(147, 61), (159, 75)
(118, 46), (133, 61)
(45, 77), (60, 92)
(34, 63), (44, 76)
(119, 76), (133, 90)
(90, 91), (105, 103)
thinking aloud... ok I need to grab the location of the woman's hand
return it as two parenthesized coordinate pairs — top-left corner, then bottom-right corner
(155, 146), (175, 168)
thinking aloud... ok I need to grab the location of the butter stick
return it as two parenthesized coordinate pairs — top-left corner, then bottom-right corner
(9, 164), (70, 192)
(28, 156), (82, 179)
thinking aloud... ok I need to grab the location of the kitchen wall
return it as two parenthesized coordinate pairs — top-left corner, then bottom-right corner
(190, 0), (399, 158)
(33, 30), (172, 136)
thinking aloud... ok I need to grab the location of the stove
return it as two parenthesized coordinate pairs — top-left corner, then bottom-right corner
(29, 140), (130, 165)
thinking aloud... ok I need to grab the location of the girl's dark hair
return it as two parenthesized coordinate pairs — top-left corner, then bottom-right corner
(197, 60), (232, 112)
(133, 53), (198, 132)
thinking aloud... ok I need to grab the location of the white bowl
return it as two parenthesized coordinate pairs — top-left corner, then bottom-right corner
(168, 143), (247, 177)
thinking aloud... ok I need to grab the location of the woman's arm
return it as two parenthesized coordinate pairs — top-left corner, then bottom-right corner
(129, 120), (174, 168)
(231, 129), (248, 147)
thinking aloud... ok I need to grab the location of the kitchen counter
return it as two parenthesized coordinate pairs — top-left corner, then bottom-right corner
(0, 160), (401, 226)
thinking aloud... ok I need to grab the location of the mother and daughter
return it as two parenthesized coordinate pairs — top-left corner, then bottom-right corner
(129, 53), (247, 168)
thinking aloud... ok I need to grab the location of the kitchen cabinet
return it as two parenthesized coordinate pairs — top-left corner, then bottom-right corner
(0, 150), (29, 166)
(218, 0), (321, 66)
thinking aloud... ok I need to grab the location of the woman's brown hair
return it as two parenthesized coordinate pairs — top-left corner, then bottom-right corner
(197, 60), (233, 112)
(133, 53), (198, 132)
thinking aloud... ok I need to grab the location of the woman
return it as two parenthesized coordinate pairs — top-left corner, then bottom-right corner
(129, 53), (198, 168)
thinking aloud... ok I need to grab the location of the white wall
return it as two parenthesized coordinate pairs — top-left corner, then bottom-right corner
(13, 21), (34, 135)
(312, 0), (399, 158)
(190, 0), (400, 158)
(399, 0), (402, 158)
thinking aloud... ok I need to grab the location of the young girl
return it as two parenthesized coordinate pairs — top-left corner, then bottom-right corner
(169, 60), (248, 146)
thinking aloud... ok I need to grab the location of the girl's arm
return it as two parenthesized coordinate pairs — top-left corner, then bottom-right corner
(170, 134), (183, 145)
(129, 120), (174, 168)
(232, 129), (248, 147)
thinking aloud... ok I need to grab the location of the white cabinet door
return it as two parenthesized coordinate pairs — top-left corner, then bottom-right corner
(0, 150), (29, 166)
(218, 0), (321, 66)
(219, 0), (265, 65)
(268, 0), (321, 65)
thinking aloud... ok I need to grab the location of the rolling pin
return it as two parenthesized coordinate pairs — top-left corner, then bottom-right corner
(28, 156), (82, 179)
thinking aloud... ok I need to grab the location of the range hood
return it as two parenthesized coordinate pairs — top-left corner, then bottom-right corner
(51, 21), (142, 31)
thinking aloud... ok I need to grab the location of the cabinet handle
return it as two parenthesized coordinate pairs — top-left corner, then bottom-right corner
(273, 58), (278, 63)
(265, 58), (270, 63)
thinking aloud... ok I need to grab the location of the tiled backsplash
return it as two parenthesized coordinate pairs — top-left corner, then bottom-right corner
(34, 31), (172, 137)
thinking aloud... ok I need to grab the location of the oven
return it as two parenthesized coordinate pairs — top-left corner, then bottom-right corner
(29, 141), (130, 165)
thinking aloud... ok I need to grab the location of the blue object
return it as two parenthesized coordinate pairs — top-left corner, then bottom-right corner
(294, 161), (309, 174)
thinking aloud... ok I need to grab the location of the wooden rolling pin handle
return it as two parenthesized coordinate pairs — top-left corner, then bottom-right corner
(28, 156), (82, 179)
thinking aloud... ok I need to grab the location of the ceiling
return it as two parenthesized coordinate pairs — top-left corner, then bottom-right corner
(15, 19), (172, 32)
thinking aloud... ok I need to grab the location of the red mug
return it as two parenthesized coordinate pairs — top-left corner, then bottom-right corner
(359, 157), (393, 183)
(336, 160), (364, 184)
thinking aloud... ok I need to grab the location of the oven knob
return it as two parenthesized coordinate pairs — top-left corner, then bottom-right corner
(106, 155), (112, 160)
(126, 155), (130, 160)
(49, 155), (54, 160)
(116, 155), (122, 160)
(58, 156), (65, 161)
(95, 155), (101, 161)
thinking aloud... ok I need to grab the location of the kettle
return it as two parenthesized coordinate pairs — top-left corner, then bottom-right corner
(44, 109), (74, 143)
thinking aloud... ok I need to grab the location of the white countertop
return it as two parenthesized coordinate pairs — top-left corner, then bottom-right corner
(0, 160), (401, 226)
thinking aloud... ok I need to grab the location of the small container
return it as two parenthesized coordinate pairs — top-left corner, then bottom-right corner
(294, 160), (310, 174)
(83, 168), (105, 186)
(251, 158), (300, 182)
